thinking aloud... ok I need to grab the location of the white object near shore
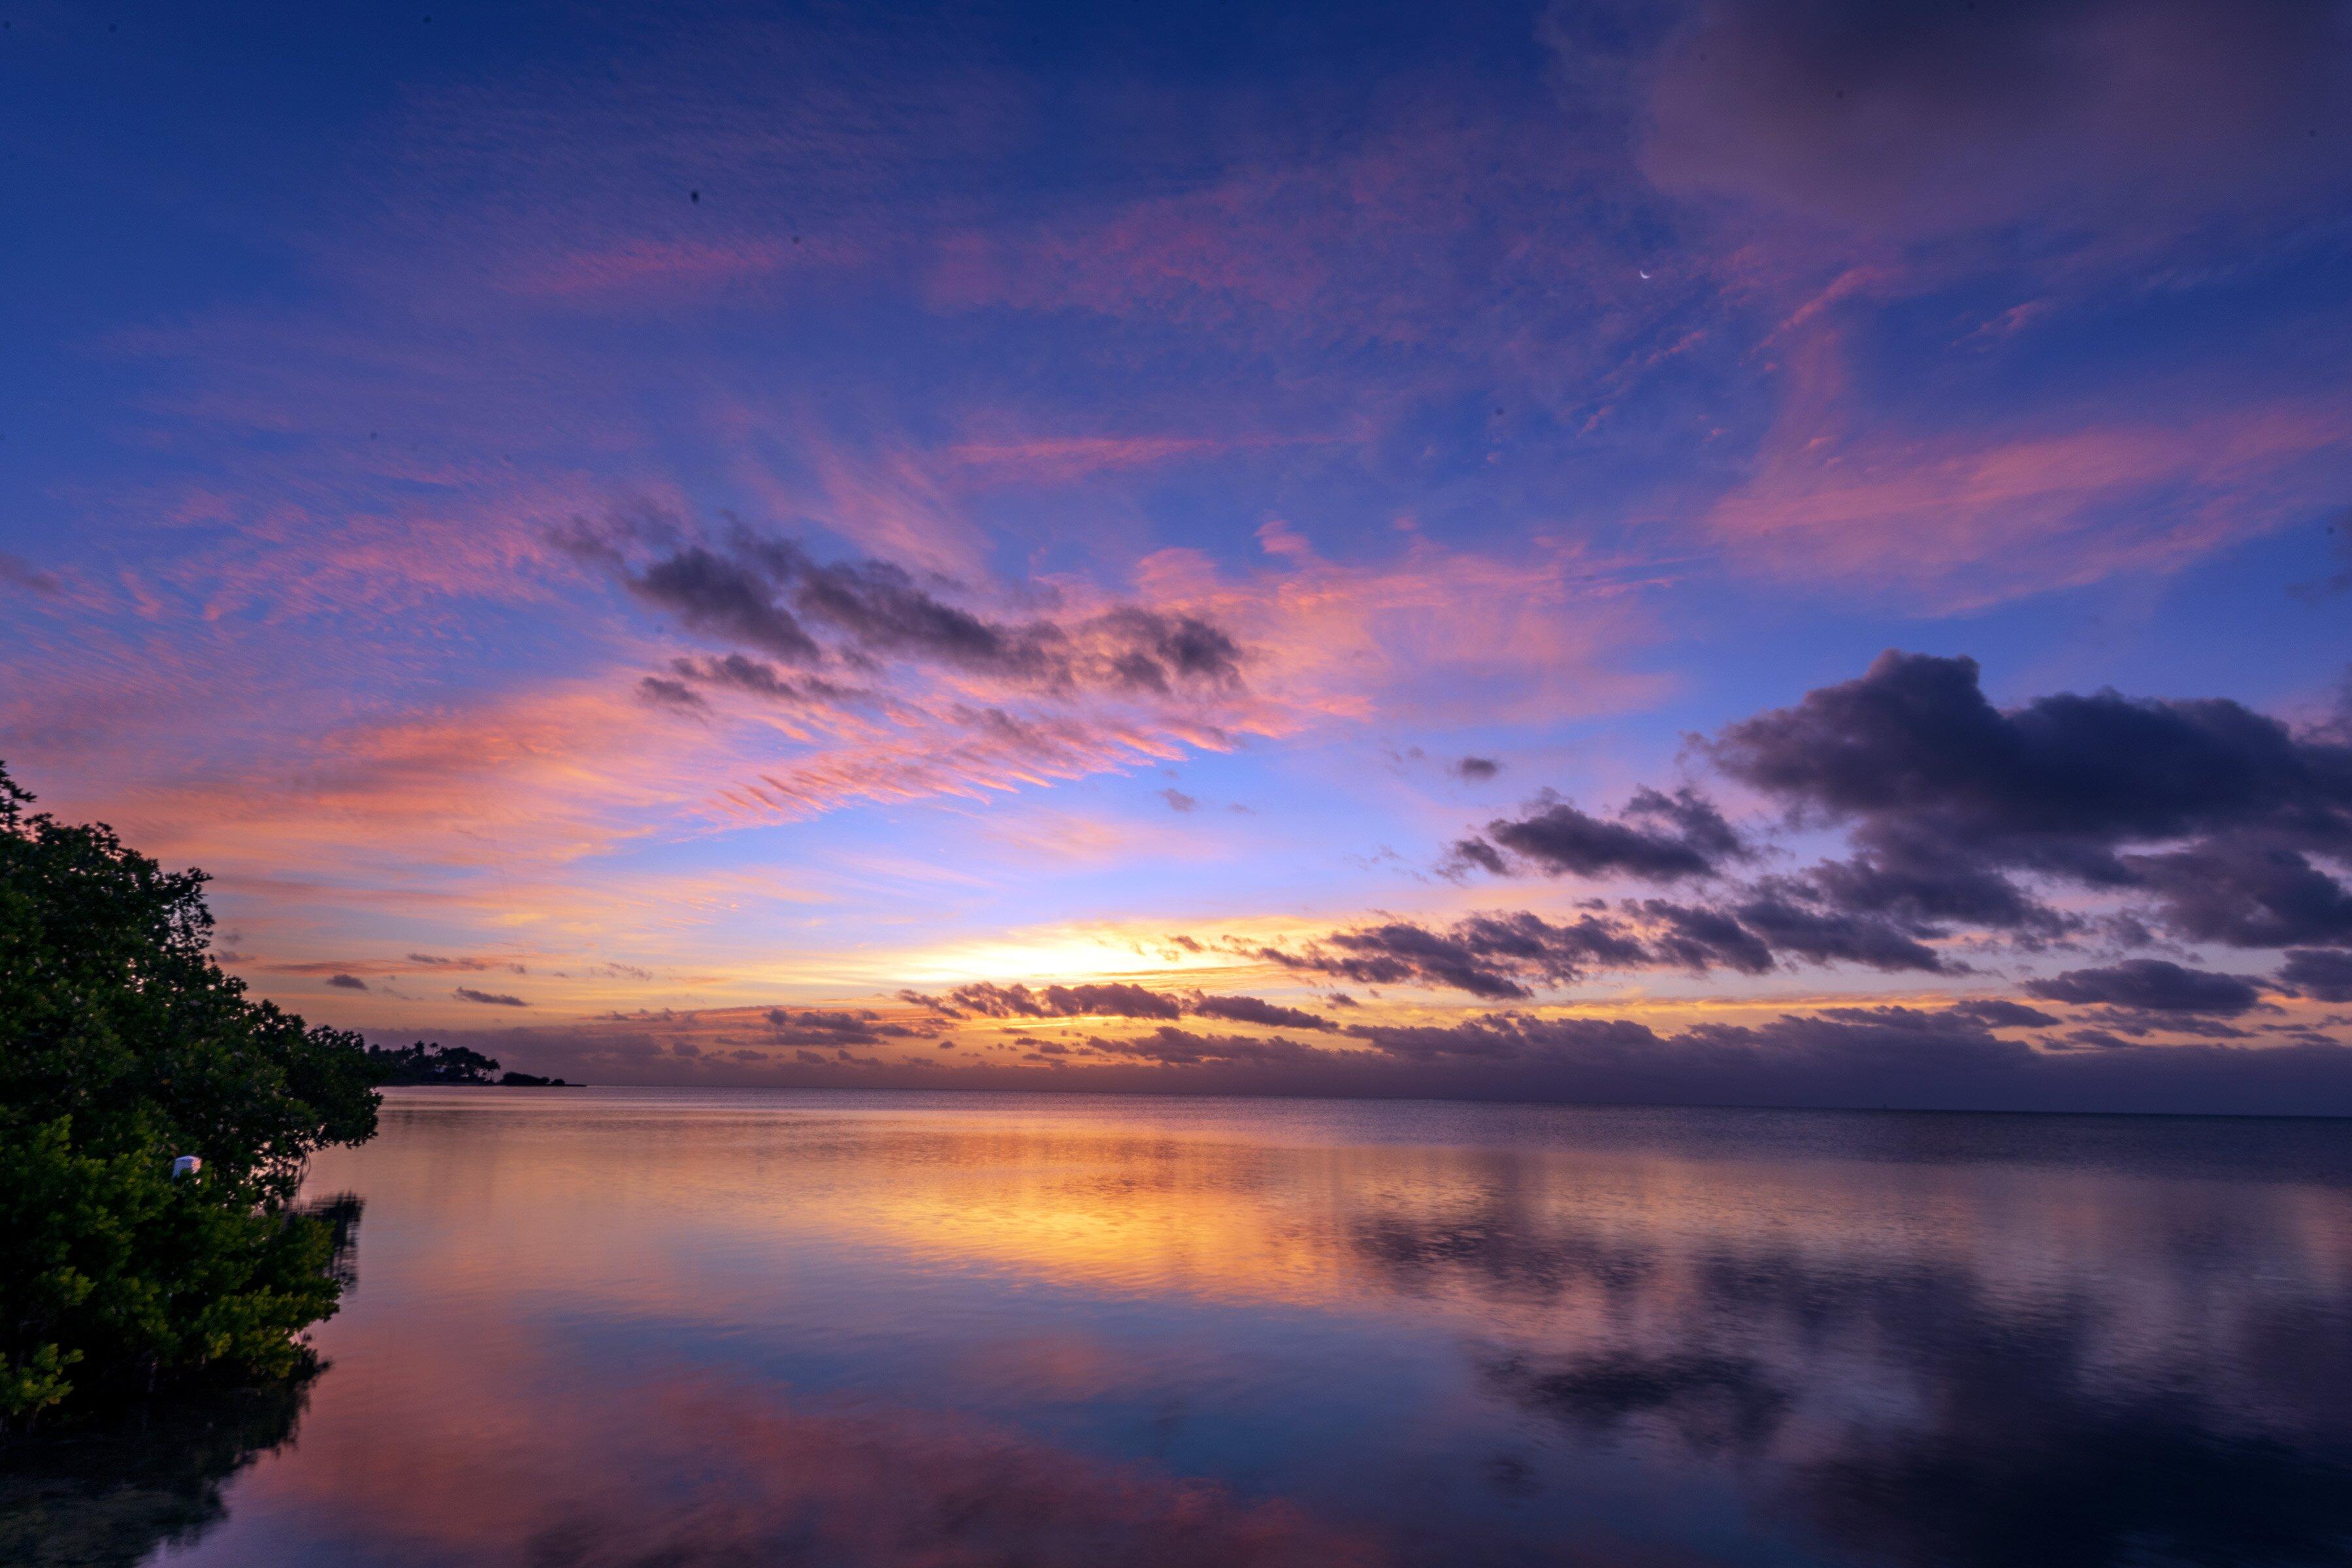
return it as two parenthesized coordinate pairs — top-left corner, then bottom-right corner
(171, 1155), (203, 1179)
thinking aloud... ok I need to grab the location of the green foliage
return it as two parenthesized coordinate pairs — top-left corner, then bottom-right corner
(0, 762), (382, 1426)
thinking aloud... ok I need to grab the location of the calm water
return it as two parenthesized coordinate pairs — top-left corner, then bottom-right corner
(55, 1091), (2352, 1565)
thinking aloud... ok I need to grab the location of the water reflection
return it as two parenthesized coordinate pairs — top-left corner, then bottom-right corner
(0, 1381), (312, 1568)
(60, 1092), (2352, 1566)
(1, 1194), (362, 1568)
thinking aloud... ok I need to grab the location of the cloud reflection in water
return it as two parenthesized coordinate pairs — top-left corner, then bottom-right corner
(133, 1092), (2352, 1568)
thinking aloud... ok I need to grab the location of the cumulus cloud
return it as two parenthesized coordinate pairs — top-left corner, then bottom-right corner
(327, 972), (368, 990)
(1635, 899), (1776, 975)
(1710, 651), (2352, 943)
(1452, 755), (1501, 781)
(1644, 649), (2352, 964)
(1329, 652), (2352, 1001)
(1729, 888), (1950, 973)
(2025, 960), (2262, 1015)
(2125, 840), (2352, 950)
(1456, 786), (1746, 883)
(2280, 948), (2352, 1003)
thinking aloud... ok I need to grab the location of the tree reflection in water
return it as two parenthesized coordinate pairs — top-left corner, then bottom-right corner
(0, 1194), (361, 1568)
(0, 1380), (310, 1568)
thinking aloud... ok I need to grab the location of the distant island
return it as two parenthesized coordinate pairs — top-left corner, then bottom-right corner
(364, 1040), (580, 1087)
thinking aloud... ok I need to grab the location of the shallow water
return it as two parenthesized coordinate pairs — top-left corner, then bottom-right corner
(97, 1090), (2352, 1565)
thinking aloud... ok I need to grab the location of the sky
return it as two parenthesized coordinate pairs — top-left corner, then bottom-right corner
(5, 0), (2352, 1111)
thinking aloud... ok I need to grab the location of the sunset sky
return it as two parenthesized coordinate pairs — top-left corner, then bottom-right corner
(7, 0), (2351, 1109)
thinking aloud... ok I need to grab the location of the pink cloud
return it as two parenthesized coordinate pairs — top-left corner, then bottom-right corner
(1707, 319), (2352, 606)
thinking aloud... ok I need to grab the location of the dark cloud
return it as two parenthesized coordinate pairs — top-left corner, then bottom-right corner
(630, 543), (826, 664)
(637, 675), (708, 712)
(1460, 786), (1744, 883)
(1256, 891), (1914, 998)
(668, 653), (858, 706)
(1453, 755), (1502, 781)
(0, 551), (61, 595)
(1255, 904), (1782, 998)
(765, 1007), (911, 1046)
(1159, 787), (1199, 813)
(2024, 960), (2261, 1016)
(1418, 654), (2351, 1000)
(1710, 650), (2352, 949)
(1088, 606), (1244, 693)
(1636, 899), (1776, 975)
(1716, 651), (2345, 856)
(1345, 1012), (1665, 1063)
(2281, 948), (2352, 1003)
(911, 981), (1334, 1032)
(1186, 993), (1337, 1032)
(568, 515), (1244, 699)
(455, 987), (528, 1006)
(1262, 911), (1657, 1000)
(1948, 999), (2061, 1030)
(943, 981), (1184, 1021)
(1642, 0), (2352, 240)
(1732, 889), (1950, 973)
(327, 973), (368, 990)
(2126, 840), (2352, 949)
(1801, 845), (2067, 937)
(1244, 653), (2352, 1003)
(1037, 981), (1182, 1019)
(1448, 838), (1508, 875)
(898, 988), (962, 1016)
(1328, 1004), (2058, 1107)
(1088, 1026), (1337, 1068)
